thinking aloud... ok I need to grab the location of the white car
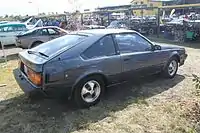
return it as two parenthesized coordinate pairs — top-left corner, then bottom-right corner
(0, 23), (28, 46)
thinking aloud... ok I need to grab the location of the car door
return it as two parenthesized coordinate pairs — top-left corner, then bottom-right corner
(113, 33), (164, 80)
(0, 26), (15, 45)
(34, 28), (49, 42)
(47, 28), (60, 40)
(82, 35), (122, 85)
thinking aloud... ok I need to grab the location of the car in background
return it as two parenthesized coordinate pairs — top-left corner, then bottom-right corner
(107, 20), (129, 29)
(14, 29), (187, 108)
(0, 23), (28, 46)
(16, 26), (68, 49)
(83, 25), (105, 29)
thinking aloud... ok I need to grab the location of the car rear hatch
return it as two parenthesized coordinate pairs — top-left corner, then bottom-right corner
(19, 50), (48, 73)
(18, 50), (49, 87)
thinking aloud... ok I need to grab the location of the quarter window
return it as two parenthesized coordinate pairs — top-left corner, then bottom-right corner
(114, 33), (152, 53)
(83, 35), (116, 59)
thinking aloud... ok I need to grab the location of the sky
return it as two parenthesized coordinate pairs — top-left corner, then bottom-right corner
(0, 0), (131, 16)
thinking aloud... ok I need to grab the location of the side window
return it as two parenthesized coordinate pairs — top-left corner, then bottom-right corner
(0, 26), (7, 32)
(37, 29), (48, 35)
(7, 26), (14, 32)
(114, 33), (152, 53)
(82, 35), (116, 59)
(14, 26), (26, 31)
(48, 28), (59, 35)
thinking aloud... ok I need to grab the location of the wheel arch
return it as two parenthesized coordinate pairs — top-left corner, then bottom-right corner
(163, 52), (180, 70)
(30, 40), (43, 48)
(170, 53), (181, 63)
(70, 72), (108, 99)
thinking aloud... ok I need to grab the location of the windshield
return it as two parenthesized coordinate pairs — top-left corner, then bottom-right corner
(33, 34), (87, 57)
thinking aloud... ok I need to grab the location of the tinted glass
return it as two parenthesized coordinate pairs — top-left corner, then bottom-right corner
(114, 33), (152, 53)
(48, 28), (58, 35)
(0, 26), (8, 32)
(83, 35), (116, 59)
(33, 34), (87, 56)
(7, 26), (14, 32)
(37, 29), (48, 35)
(13, 25), (27, 31)
(0, 25), (27, 32)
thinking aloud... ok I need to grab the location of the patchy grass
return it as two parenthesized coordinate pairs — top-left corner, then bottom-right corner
(0, 60), (22, 100)
(0, 47), (200, 133)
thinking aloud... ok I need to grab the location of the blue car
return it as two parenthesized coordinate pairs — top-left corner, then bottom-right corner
(14, 29), (187, 107)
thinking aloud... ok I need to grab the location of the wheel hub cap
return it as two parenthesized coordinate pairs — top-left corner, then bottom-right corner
(168, 60), (177, 76)
(81, 80), (101, 103)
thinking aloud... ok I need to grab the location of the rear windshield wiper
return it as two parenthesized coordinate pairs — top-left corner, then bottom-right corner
(27, 50), (49, 58)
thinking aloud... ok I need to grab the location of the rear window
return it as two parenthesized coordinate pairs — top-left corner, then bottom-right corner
(33, 34), (87, 56)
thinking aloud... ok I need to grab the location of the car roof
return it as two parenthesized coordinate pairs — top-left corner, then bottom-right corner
(78, 29), (136, 35)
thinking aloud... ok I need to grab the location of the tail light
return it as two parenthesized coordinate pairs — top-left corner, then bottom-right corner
(27, 69), (42, 86)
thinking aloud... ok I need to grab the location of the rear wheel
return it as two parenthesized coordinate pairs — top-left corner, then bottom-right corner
(163, 57), (178, 78)
(30, 41), (43, 48)
(74, 76), (105, 108)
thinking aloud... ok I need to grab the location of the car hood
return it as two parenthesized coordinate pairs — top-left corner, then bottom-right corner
(19, 50), (48, 73)
(157, 43), (184, 50)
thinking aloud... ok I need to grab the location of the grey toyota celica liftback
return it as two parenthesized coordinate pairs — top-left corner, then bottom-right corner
(13, 29), (187, 108)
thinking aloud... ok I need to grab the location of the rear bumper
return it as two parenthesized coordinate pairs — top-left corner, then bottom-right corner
(13, 68), (41, 93)
(179, 54), (188, 66)
(13, 68), (72, 98)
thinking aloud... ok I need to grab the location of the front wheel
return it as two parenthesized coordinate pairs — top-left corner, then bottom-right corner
(163, 57), (179, 78)
(74, 76), (105, 108)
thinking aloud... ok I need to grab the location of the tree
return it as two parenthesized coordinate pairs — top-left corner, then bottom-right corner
(68, 0), (81, 12)
(4, 15), (8, 18)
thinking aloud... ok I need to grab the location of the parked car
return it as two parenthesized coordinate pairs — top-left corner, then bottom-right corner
(0, 23), (28, 46)
(83, 25), (105, 29)
(13, 29), (187, 108)
(16, 26), (68, 49)
(107, 20), (129, 29)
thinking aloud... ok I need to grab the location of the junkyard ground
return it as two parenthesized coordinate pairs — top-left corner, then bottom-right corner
(0, 43), (200, 133)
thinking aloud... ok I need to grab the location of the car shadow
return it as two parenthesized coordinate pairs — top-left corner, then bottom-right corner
(0, 74), (185, 133)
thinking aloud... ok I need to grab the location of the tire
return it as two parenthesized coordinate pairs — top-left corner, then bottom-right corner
(73, 76), (105, 108)
(31, 41), (43, 48)
(163, 57), (179, 79)
(148, 28), (154, 35)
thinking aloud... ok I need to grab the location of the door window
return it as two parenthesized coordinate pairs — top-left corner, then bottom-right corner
(0, 26), (8, 32)
(114, 33), (152, 53)
(13, 25), (27, 31)
(37, 29), (48, 35)
(82, 35), (116, 59)
(7, 26), (14, 32)
(48, 28), (59, 35)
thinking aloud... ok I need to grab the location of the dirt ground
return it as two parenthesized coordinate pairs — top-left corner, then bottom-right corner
(0, 44), (200, 133)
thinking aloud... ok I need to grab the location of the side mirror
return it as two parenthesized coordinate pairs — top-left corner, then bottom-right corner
(153, 45), (161, 50)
